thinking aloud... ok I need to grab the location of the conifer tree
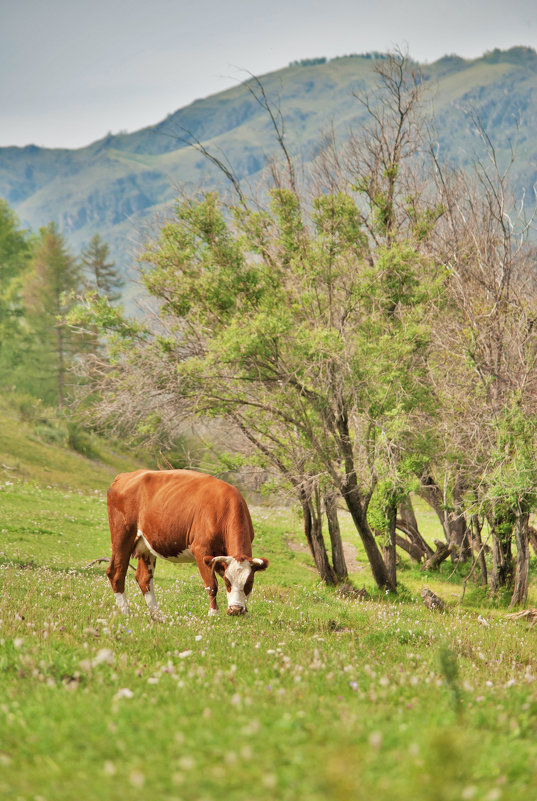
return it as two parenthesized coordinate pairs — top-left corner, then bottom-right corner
(23, 223), (83, 407)
(80, 234), (123, 302)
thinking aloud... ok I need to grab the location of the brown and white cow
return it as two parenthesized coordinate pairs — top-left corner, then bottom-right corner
(106, 469), (269, 618)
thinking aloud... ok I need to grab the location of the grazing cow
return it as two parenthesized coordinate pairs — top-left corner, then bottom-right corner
(106, 469), (269, 618)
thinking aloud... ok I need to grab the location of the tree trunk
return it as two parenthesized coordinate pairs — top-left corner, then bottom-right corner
(510, 512), (530, 608)
(488, 512), (514, 594)
(418, 475), (452, 542)
(471, 514), (488, 587)
(422, 540), (456, 571)
(395, 517), (433, 559)
(529, 527), (537, 557)
(490, 535), (502, 595)
(399, 496), (419, 534)
(341, 480), (394, 591)
(395, 534), (426, 562)
(300, 491), (336, 585)
(383, 500), (397, 588)
(57, 322), (65, 409)
(324, 491), (348, 581)
(418, 475), (471, 561)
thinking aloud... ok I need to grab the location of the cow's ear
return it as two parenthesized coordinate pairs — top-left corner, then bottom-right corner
(204, 556), (228, 576)
(251, 558), (269, 572)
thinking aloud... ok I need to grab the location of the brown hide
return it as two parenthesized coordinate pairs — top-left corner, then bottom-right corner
(106, 469), (267, 617)
(108, 468), (256, 559)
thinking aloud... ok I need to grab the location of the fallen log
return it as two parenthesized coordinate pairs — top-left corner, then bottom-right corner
(421, 587), (446, 611)
(505, 609), (537, 627)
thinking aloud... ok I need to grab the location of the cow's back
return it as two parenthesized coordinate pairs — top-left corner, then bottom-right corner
(107, 469), (254, 556)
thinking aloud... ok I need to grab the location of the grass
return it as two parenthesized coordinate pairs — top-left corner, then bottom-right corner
(0, 395), (142, 489)
(2, 474), (537, 801)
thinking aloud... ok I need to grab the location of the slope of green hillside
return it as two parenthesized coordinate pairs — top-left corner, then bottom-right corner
(0, 398), (142, 490)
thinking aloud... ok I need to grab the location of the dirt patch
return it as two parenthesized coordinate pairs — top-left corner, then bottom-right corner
(284, 533), (309, 554)
(343, 542), (364, 573)
(285, 533), (363, 576)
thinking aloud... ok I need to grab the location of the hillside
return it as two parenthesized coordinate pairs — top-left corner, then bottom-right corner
(0, 397), (142, 490)
(1, 47), (536, 278)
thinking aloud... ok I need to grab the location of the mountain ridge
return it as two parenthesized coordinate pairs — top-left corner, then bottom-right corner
(1, 46), (536, 276)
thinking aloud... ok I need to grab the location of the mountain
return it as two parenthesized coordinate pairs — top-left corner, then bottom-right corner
(1, 47), (536, 280)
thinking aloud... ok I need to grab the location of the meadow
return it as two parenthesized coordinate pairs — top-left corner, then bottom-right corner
(1, 413), (537, 801)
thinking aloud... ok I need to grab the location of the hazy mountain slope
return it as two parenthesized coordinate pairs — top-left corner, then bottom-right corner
(1, 47), (536, 277)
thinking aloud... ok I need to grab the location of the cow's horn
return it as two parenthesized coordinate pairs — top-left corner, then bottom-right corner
(211, 556), (233, 565)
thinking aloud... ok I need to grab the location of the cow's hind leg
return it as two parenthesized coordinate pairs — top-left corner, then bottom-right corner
(135, 554), (163, 621)
(107, 546), (133, 615)
(107, 504), (135, 615)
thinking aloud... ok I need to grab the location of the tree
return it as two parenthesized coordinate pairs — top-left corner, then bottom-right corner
(425, 115), (537, 601)
(80, 234), (123, 302)
(23, 223), (84, 407)
(0, 200), (31, 379)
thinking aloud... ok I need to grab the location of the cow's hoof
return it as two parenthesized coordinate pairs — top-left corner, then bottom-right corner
(208, 608), (218, 617)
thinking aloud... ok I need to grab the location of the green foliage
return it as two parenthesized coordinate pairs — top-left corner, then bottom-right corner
(19, 223), (85, 406)
(486, 399), (537, 512)
(0, 200), (31, 377)
(66, 421), (100, 460)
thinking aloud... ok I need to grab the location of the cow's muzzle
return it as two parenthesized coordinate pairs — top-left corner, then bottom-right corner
(227, 605), (247, 616)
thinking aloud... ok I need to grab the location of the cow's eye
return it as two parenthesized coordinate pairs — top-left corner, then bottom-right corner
(224, 578), (232, 592)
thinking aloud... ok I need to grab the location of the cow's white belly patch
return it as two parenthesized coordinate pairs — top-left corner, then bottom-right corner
(135, 530), (194, 563)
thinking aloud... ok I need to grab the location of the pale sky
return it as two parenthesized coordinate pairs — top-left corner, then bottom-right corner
(1, 0), (536, 150)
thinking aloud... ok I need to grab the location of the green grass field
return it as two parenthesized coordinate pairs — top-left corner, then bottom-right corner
(1, 409), (537, 800)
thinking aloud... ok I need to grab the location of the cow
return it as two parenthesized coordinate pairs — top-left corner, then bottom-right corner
(106, 468), (269, 618)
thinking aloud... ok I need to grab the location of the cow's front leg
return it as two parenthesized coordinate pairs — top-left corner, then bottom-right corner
(205, 584), (219, 616)
(135, 554), (164, 621)
(193, 551), (219, 616)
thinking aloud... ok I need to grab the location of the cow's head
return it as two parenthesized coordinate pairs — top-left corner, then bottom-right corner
(204, 555), (269, 615)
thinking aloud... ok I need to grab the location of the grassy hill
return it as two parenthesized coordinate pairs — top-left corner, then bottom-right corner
(0, 395), (142, 490)
(1, 47), (536, 279)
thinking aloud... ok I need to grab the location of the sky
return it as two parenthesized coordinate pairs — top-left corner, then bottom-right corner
(1, 0), (536, 150)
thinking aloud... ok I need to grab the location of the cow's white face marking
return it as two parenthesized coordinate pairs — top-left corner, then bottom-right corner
(223, 559), (254, 611)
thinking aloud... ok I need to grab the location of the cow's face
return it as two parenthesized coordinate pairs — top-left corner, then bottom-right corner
(205, 556), (269, 615)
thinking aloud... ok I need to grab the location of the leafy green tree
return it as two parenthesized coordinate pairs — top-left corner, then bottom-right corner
(484, 402), (537, 606)
(80, 234), (123, 302)
(428, 122), (537, 591)
(23, 223), (84, 407)
(0, 200), (31, 380)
